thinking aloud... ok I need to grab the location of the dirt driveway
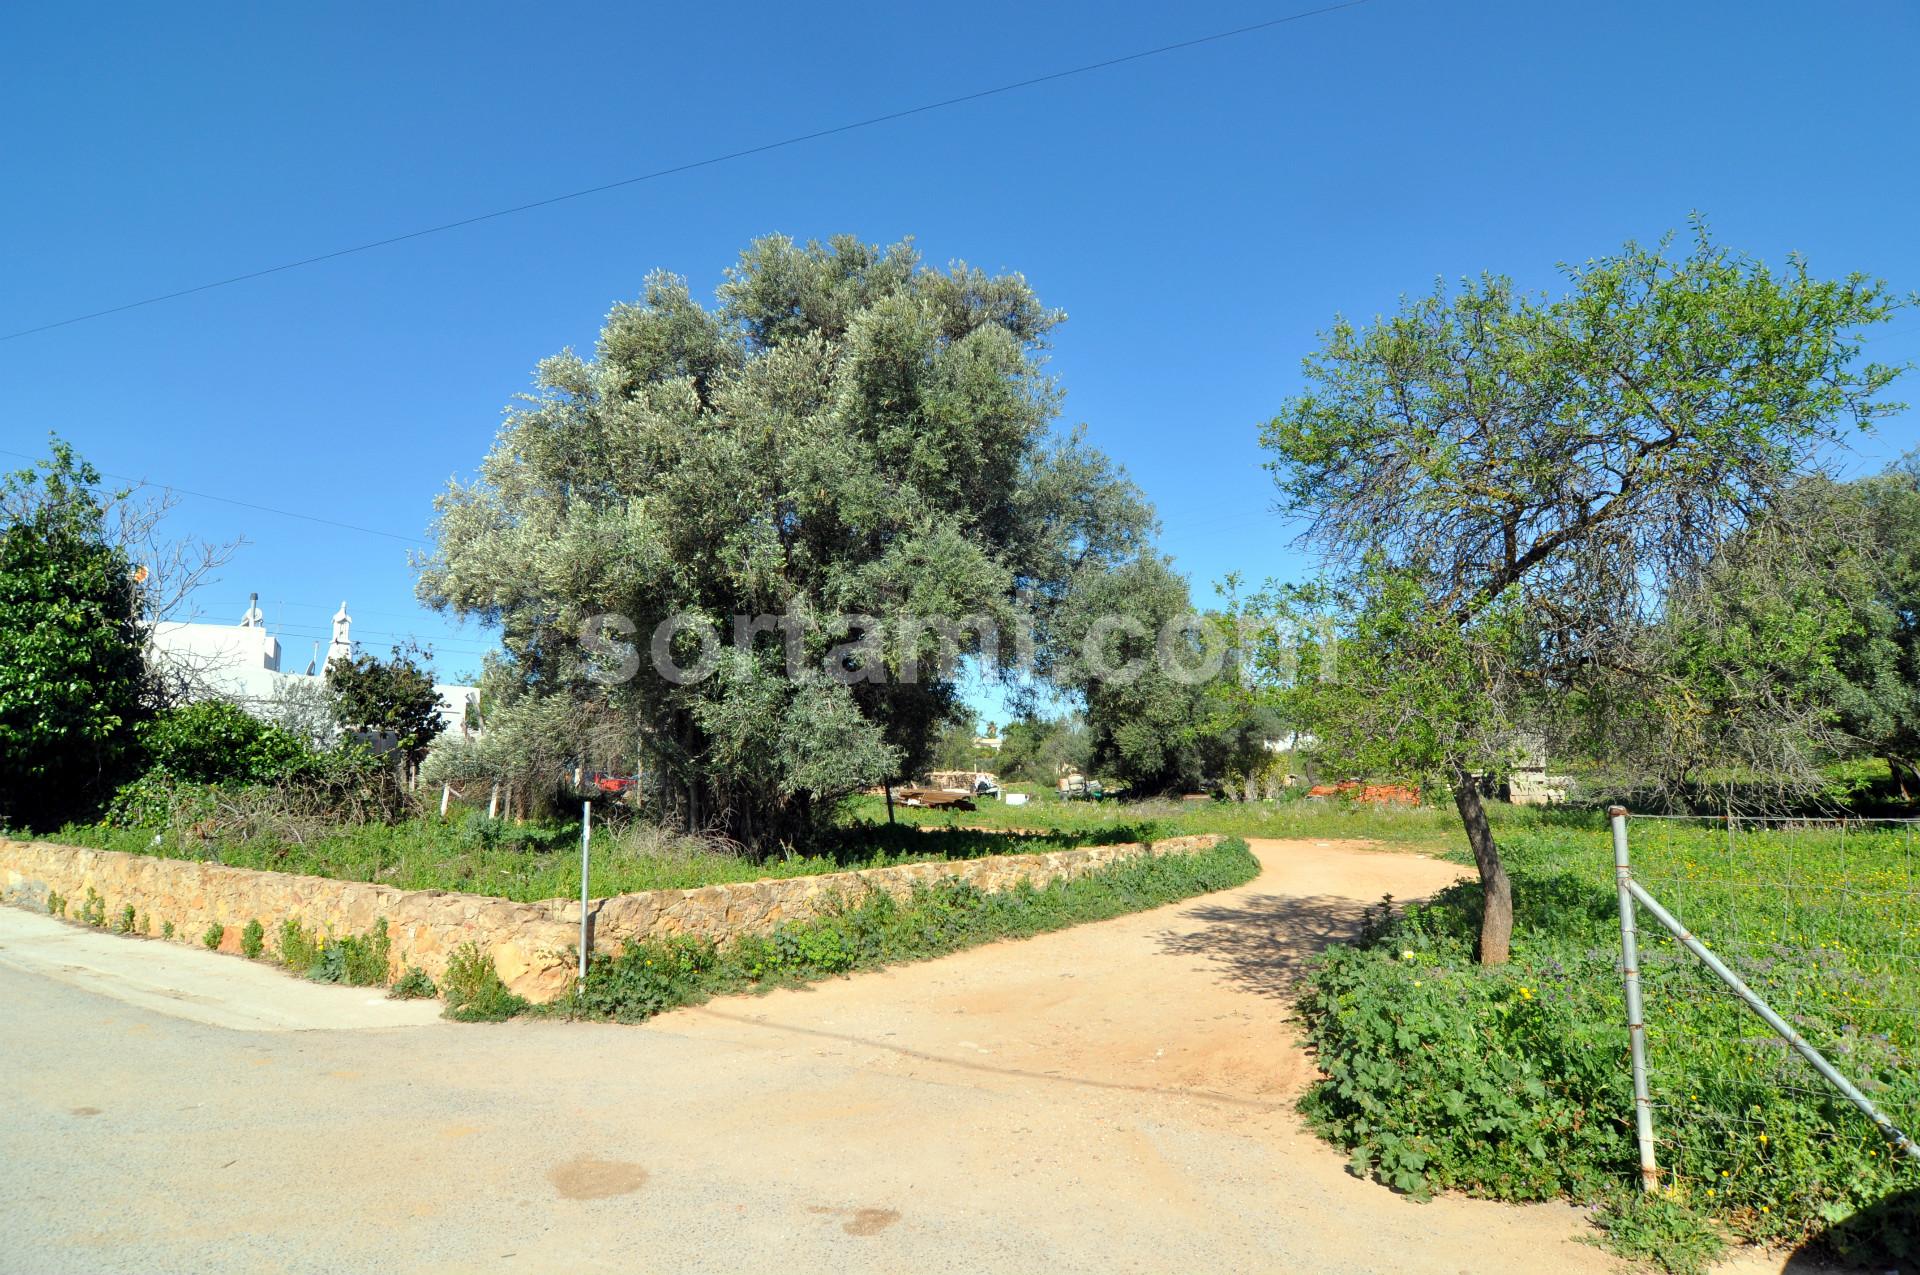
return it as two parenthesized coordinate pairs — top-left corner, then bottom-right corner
(1, 837), (1783, 1273)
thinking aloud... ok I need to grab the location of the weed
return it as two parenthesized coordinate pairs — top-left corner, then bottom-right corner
(112, 904), (134, 934)
(201, 922), (223, 950)
(441, 942), (527, 1022)
(388, 965), (437, 1000)
(1592, 1193), (1726, 1274)
(162, 919), (175, 940)
(78, 887), (106, 927)
(46, 890), (65, 917)
(240, 918), (264, 960)
(278, 918), (321, 972)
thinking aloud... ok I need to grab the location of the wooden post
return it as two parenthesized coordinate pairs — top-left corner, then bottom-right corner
(439, 782), (452, 819)
(488, 783), (500, 820)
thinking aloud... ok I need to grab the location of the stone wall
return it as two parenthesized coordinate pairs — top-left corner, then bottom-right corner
(0, 834), (1221, 1003)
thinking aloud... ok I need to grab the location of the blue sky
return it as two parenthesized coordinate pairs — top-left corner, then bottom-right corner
(5, 0), (1918, 710)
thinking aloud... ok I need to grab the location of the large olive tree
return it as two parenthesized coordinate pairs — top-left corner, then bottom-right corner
(1261, 225), (1906, 963)
(420, 235), (1151, 849)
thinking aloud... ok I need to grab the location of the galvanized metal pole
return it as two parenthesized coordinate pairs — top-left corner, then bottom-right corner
(1625, 874), (1920, 1165)
(1610, 807), (1660, 1192)
(578, 800), (591, 984)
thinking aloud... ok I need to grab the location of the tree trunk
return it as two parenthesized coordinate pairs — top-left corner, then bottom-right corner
(1450, 762), (1513, 966)
(1886, 755), (1912, 803)
(884, 782), (896, 825)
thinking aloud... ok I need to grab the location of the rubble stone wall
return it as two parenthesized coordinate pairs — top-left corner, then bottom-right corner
(0, 833), (1221, 1002)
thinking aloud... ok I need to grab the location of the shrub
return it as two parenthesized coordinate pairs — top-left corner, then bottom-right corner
(46, 890), (65, 918)
(441, 943), (527, 1022)
(162, 919), (175, 939)
(239, 918), (264, 959)
(201, 922), (223, 949)
(114, 904), (136, 934)
(78, 888), (106, 927)
(134, 701), (320, 787)
(389, 966), (437, 1000)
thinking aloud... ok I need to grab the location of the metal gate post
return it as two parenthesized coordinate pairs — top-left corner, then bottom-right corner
(1611, 806), (1659, 1192)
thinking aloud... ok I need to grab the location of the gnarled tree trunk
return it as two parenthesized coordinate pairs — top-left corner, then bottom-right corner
(1450, 762), (1512, 966)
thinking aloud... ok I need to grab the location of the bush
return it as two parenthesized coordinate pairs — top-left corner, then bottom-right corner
(135, 701), (320, 787)
(441, 942), (528, 1022)
(239, 918), (264, 959)
(201, 922), (223, 949)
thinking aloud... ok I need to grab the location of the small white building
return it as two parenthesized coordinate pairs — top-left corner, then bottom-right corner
(150, 595), (478, 740)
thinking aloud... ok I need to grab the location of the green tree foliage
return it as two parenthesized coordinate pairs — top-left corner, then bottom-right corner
(1828, 462), (1920, 793)
(0, 440), (149, 828)
(1054, 556), (1212, 793)
(992, 714), (1093, 785)
(135, 700), (319, 786)
(326, 645), (445, 774)
(419, 235), (1152, 849)
(1260, 224), (1906, 963)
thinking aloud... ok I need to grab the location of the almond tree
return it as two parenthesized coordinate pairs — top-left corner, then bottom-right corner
(1260, 224), (1907, 963)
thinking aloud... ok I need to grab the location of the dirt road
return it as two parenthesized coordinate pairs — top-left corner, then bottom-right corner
(0, 838), (1778, 1273)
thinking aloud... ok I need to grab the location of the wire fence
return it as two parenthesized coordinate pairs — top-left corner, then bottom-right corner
(1610, 812), (1920, 1223)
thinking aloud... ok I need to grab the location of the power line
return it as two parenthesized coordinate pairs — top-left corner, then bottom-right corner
(1, 1), (1371, 343)
(0, 445), (421, 543)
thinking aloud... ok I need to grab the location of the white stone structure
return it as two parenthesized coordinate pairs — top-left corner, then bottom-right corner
(149, 596), (479, 741)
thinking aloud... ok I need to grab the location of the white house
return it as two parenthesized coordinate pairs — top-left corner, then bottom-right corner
(150, 595), (478, 739)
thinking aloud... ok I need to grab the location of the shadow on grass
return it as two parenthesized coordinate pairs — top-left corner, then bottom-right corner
(1788, 1185), (1919, 1270)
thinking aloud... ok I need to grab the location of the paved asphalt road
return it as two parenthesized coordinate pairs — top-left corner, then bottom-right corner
(0, 840), (1796, 1275)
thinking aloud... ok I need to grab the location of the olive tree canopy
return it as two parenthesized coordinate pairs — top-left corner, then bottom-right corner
(420, 235), (1152, 848)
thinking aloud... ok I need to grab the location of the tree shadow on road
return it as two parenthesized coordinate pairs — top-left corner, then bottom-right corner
(1155, 893), (1382, 1001)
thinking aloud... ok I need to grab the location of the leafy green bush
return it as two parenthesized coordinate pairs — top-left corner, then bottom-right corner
(389, 966), (437, 1000)
(46, 890), (66, 918)
(239, 918), (264, 959)
(563, 838), (1261, 1024)
(441, 942), (528, 1022)
(133, 701), (320, 787)
(1296, 822), (1920, 1264)
(78, 887), (106, 927)
(201, 922), (223, 949)
(115, 904), (136, 934)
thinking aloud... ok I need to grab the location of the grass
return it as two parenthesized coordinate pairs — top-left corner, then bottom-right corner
(40, 811), (1097, 901)
(839, 786), (1583, 851)
(35, 787), (1497, 901)
(1296, 815), (1920, 1267)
